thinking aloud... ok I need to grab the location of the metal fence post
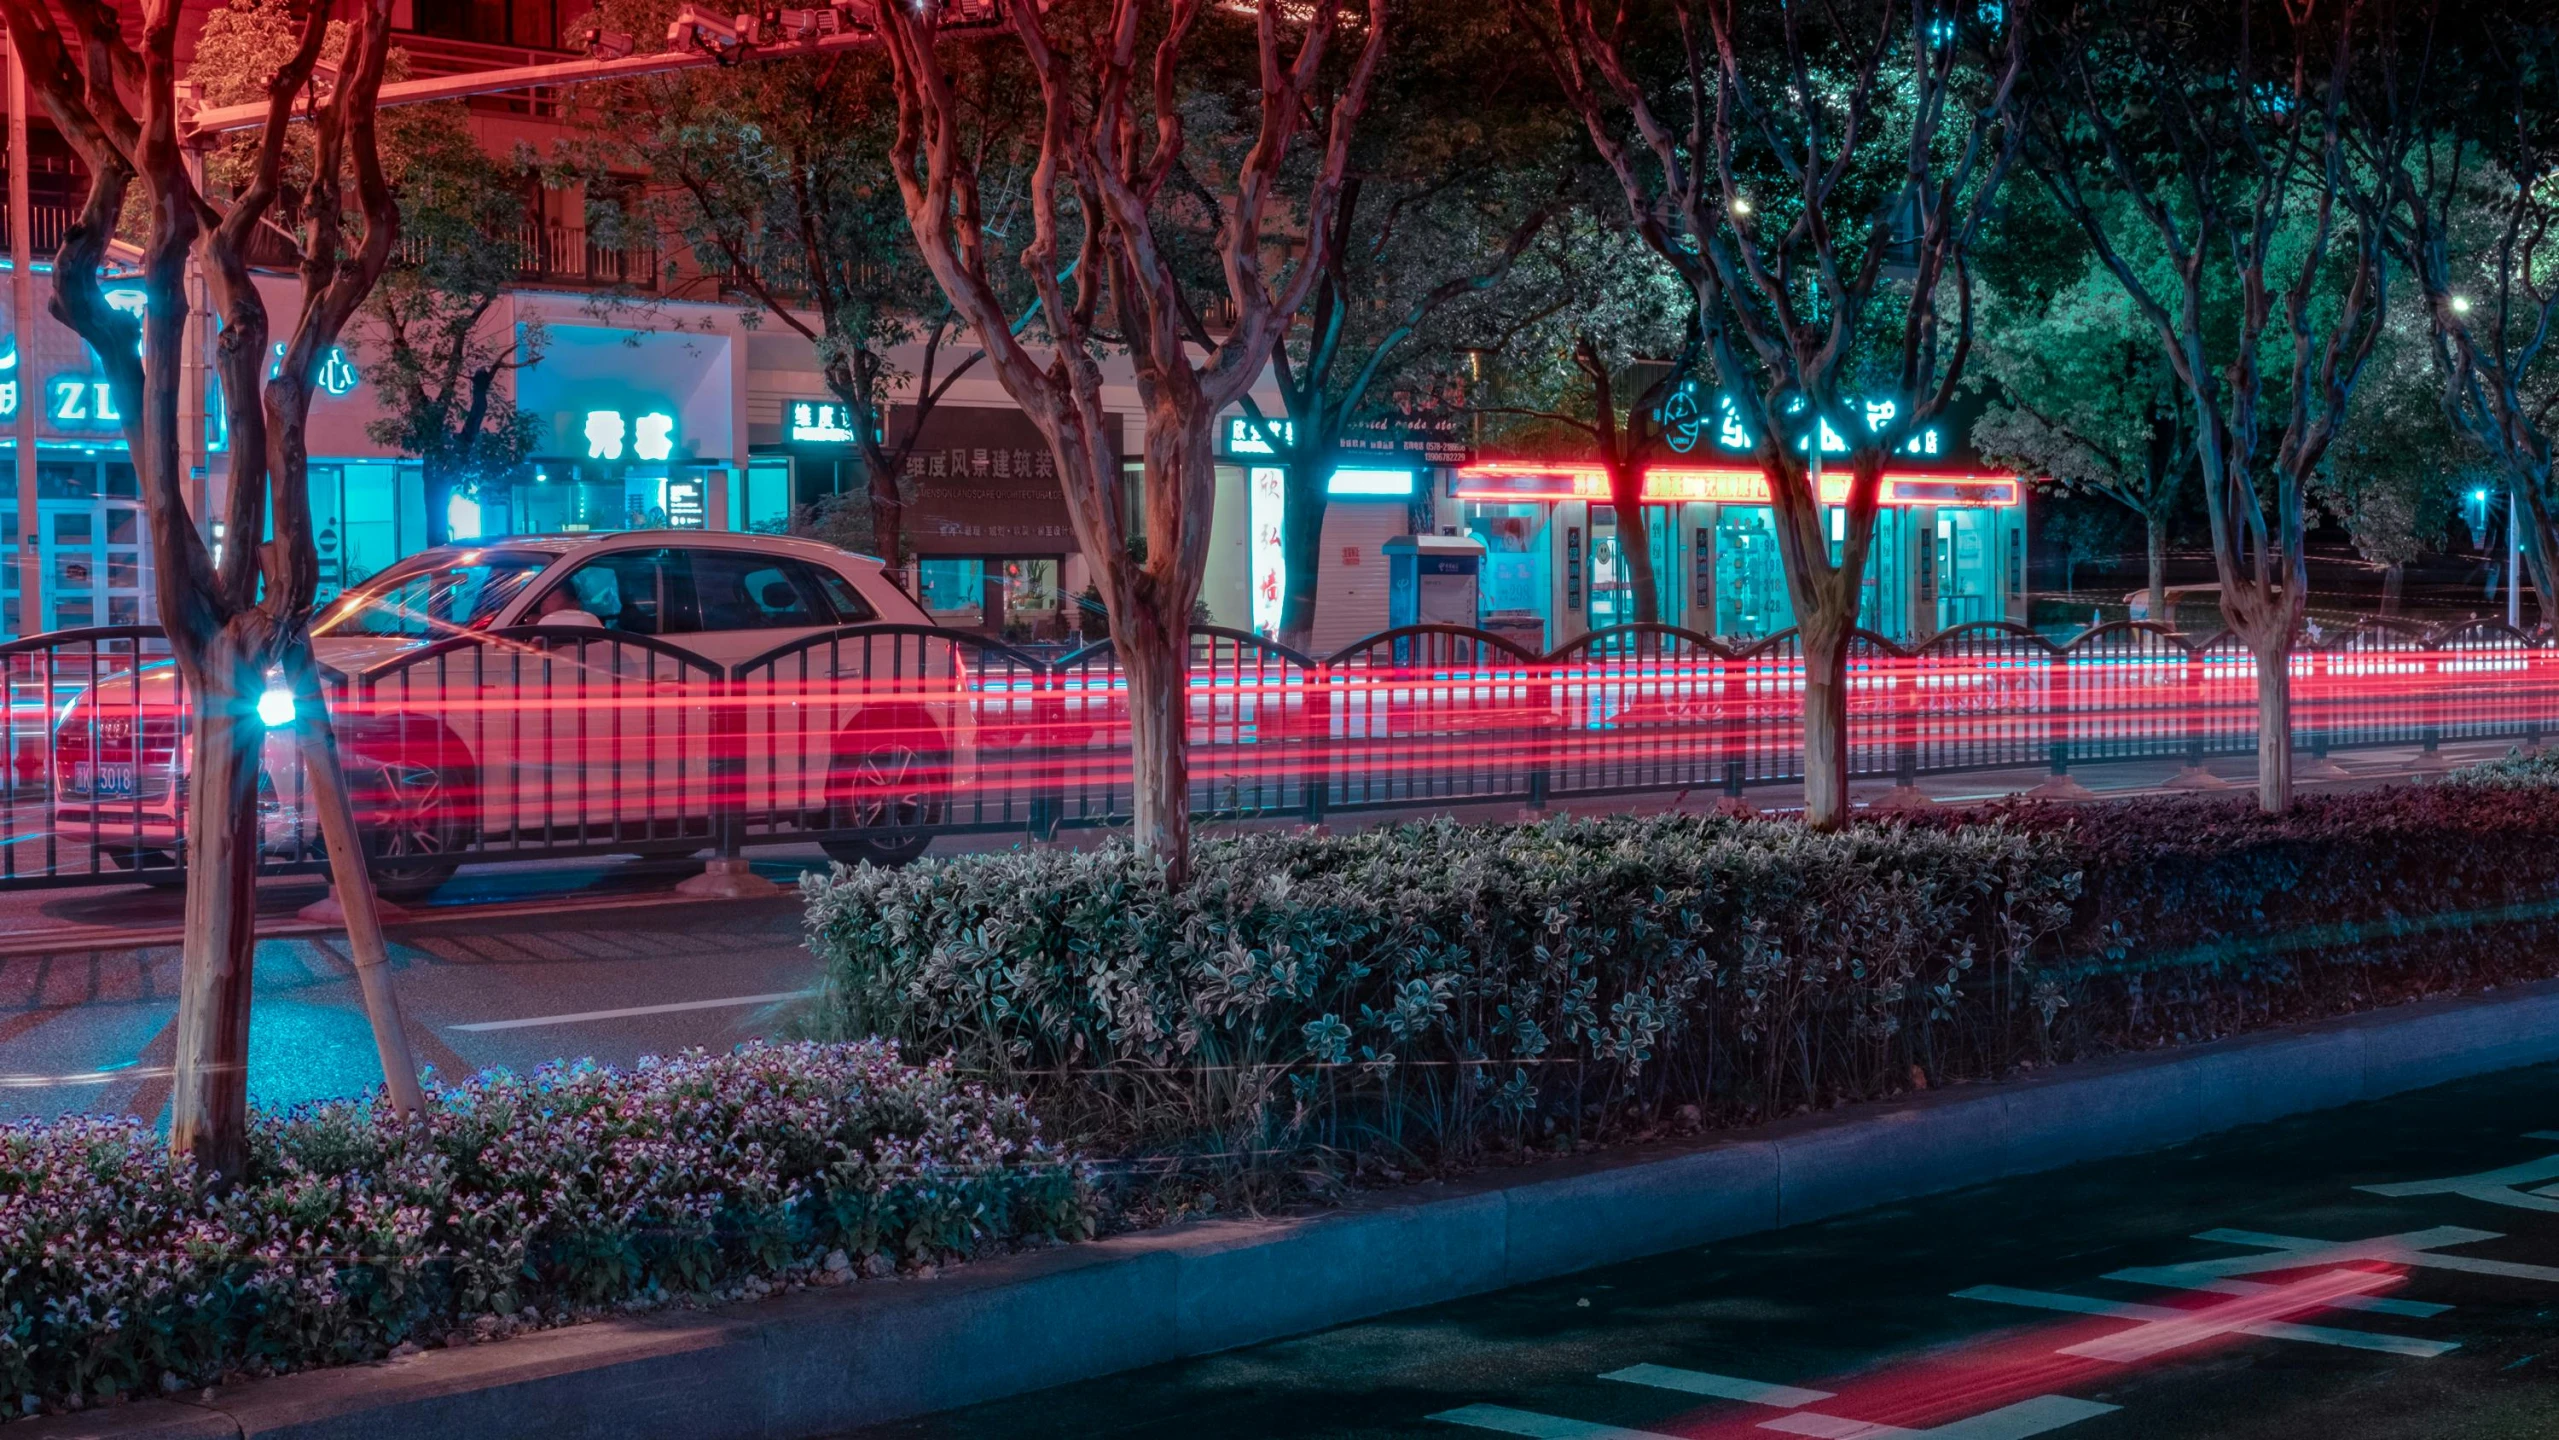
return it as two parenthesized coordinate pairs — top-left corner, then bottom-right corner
(1028, 657), (1064, 843)
(2027, 647), (2095, 800)
(1301, 659), (1331, 827)
(678, 669), (778, 897)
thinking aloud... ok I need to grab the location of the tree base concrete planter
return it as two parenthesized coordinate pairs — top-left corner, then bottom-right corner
(38, 977), (2559, 1440)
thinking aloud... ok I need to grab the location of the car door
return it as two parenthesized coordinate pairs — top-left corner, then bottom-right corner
(498, 547), (713, 845)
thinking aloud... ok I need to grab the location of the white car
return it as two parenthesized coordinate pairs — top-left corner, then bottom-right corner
(52, 531), (976, 896)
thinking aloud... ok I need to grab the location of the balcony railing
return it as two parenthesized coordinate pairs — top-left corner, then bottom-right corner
(515, 223), (657, 289)
(0, 201), (76, 260)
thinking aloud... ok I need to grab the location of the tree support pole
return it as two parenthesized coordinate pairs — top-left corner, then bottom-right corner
(285, 652), (426, 1118)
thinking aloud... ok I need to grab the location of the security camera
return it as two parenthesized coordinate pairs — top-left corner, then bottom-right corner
(581, 25), (636, 58)
(666, 4), (741, 51)
(777, 7), (841, 39)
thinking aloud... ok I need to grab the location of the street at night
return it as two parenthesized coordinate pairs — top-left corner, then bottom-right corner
(846, 1064), (2559, 1440)
(11, 0), (2559, 1432)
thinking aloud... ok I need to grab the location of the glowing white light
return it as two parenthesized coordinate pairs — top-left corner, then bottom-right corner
(1249, 466), (1285, 637)
(1327, 467), (1414, 497)
(584, 410), (626, 460)
(634, 411), (676, 462)
(256, 689), (297, 727)
(2452, 296), (2473, 314)
(447, 492), (483, 541)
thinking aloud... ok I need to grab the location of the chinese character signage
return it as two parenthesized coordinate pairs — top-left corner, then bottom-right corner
(892, 405), (1109, 556)
(1250, 465), (1286, 636)
(789, 400), (860, 444)
(1662, 384), (1950, 464)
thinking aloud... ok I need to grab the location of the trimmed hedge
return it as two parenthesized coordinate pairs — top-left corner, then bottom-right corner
(802, 754), (2559, 1190)
(0, 1042), (1088, 1419)
(803, 814), (2081, 1182)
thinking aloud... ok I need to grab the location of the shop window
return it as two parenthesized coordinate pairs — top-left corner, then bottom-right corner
(103, 462), (137, 498)
(917, 558), (985, 615)
(688, 550), (832, 631)
(1714, 505), (1791, 639)
(1464, 504), (1548, 616)
(996, 558), (1060, 640)
(1937, 510), (1997, 629)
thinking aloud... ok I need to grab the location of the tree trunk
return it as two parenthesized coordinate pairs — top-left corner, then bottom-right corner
(863, 451), (905, 571)
(2380, 562), (2404, 616)
(1276, 457), (1328, 653)
(167, 628), (270, 1178)
(1118, 596), (1191, 881)
(1604, 459), (1660, 626)
(420, 461), (454, 549)
(2252, 637), (2292, 815)
(2144, 517), (2169, 624)
(1798, 601), (1853, 830)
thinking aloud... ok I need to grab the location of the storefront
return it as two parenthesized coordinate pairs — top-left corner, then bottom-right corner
(897, 404), (1101, 641)
(1451, 463), (2026, 649)
(1217, 415), (1446, 653)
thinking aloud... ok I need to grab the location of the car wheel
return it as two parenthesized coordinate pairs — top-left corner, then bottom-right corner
(355, 759), (470, 901)
(821, 721), (943, 868)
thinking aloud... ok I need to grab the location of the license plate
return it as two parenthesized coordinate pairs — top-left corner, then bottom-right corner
(71, 763), (136, 799)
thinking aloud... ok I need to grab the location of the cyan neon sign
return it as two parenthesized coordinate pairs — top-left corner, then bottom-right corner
(48, 376), (121, 428)
(266, 342), (360, 396)
(1663, 385), (1942, 460)
(0, 338), (17, 421)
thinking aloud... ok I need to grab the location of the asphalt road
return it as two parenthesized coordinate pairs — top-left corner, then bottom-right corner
(0, 888), (818, 1122)
(842, 1061), (2559, 1440)
(0, 735), (2518, 1127)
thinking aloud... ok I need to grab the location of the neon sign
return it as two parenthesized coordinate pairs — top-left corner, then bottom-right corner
(582, 408), (677, 462)
(48, 376), (121, 428)
(789, 400), (855, 443)
(1249, 465), (1285, 637)
(1223, 415), (1294, 457)
(0, 338), (17, 420)
(1662, 385), (1943, 460)
(633, 412), (676, 462)
(265, 342), (360, 396)
(1328, 466), (1414, 497)
(584, 410), (626, 459)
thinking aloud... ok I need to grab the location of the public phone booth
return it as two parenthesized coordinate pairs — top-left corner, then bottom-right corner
(1384, 533), (1485, 630)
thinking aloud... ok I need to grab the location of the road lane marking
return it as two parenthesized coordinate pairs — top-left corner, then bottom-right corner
(2358, 1146), (2559, 1214)
(450, 989), (819, 1032)
(1956, 1272), (2459, 1361)
(2106, 1225), (2559, 1287)
(1602, 1365), (1833, 1407)
(1430, 1404), (1679, 1439)
(1759, 1414), (1908, 1438)
(1919, 1396), (2119, 1439)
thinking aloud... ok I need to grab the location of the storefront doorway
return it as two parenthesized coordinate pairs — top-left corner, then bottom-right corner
(1, 450), (150, 636)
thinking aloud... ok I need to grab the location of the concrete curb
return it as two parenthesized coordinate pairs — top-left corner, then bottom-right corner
(38, 978), (2559, 1440)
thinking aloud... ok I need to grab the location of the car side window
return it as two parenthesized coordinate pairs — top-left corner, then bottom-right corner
(555, 550), (673, 636)
(686, 550), (835, 631)
(813, 568), (877, 623)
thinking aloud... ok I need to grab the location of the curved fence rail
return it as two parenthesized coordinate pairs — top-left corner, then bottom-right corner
(2, 615), (2556, 890)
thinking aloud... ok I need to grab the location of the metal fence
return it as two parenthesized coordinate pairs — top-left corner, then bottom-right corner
(2, 616), (2553, 892)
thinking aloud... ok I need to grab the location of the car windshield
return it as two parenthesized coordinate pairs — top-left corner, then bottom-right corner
(312, 551), (554, 638)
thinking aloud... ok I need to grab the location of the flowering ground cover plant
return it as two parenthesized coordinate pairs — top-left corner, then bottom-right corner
(0, 1042), (1088, 1419)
